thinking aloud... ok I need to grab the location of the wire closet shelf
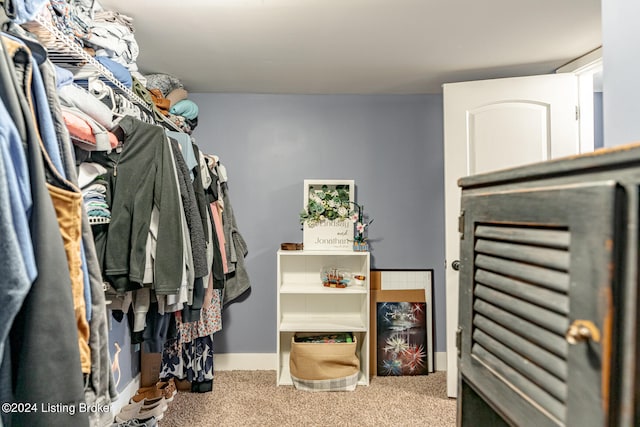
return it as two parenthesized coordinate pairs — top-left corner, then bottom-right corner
(33, 13), (183, 133)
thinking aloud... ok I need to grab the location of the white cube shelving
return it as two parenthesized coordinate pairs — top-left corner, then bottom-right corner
(276, 250), (370, 386)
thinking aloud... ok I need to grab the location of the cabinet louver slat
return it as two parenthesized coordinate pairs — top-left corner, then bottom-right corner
(472, 329), (567, 401)
(473, 285), (569, 338)
(475, 254), (569, 293)
(471, 344), (566, 423)
(475, 269), (569, 314)
(472, 312), (568, 380)
(475, 239), (569, 271)
(471, 224), (570, 425)
(475, 225), (570, 249)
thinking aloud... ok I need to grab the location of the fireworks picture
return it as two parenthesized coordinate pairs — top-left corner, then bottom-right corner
(376, 302), (428, 376)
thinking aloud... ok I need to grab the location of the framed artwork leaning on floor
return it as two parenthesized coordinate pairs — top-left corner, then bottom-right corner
(376, 300), (428, 376)
(369, 270), (434, 376)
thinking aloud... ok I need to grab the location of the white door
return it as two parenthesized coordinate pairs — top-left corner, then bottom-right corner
(444, 73), (590, 398)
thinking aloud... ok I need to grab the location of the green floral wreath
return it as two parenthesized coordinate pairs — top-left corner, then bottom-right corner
(299, 185), (352, 225)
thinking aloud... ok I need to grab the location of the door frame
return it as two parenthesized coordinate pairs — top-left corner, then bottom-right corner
(444, 50), (602, 398)
(557, 47), (603, 155)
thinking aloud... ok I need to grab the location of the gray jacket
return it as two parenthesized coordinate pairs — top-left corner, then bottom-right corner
(92, 116), (184, 295)
(220, 180), (251, 304)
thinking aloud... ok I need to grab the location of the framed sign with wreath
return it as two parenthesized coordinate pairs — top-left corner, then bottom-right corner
(300, 179), (355, 251)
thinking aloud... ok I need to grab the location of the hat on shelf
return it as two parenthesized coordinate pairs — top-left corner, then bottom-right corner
(144, 73), (184, 97)
(169, 99), (199, 120)
(166, 88), (189, 107)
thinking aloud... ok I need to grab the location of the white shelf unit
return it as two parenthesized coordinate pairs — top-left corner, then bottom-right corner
(276, 249), (370, 387)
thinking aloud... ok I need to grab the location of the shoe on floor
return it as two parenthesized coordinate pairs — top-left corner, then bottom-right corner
(123, 395), (167, 413)
(157, 378), (177, 401)
(110, 416), (158, 427)
(191, 379), (213, 393)
(116, 398), (166, 422)
(130, 385), (165, 403)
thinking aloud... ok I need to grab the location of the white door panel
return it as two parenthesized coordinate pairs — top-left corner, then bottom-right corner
(444, 73), (583, 398)
(469, 101), (552, 174)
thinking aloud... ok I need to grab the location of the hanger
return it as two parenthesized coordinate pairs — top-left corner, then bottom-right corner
(0, 1), (13, 29)
(2, 1), (15, 20)
(88, 77), (123, 119)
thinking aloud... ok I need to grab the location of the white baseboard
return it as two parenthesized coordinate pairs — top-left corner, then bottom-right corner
(434, 352), (446, 371)
(214, 353), (278, 370)
(213, 352), (447, 372)
(110, 374), (140, 418)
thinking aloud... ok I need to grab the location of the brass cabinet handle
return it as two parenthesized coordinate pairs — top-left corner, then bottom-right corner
(565, 320), (601, 345)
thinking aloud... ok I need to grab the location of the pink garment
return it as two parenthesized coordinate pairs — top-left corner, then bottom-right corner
(201, 270), (214, 310)
(211, 201), (228, 274)
(173, 201), (228, 344)
(63, 110), (118, 150)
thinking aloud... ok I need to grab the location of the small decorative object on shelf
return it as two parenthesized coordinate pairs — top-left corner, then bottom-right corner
(350, 202), (373, 252)
(280, 242), (303, 251)
(352, 275), (366, 287)
(353, 241), (369, 252)
(321, 267), (351, 288)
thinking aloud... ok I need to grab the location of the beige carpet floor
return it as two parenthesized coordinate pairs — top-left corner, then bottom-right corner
(160, 370), (456, 427)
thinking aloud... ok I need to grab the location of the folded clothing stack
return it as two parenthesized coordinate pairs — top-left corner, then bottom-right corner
(78, 162), (111, 225)
(84, 179), (110, 223)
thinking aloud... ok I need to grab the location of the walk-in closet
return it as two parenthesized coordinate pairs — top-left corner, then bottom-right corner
(1, 1), (623, 426)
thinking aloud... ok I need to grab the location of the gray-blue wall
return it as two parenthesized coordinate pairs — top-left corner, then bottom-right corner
(189, 93), (446, 353)
(602, 0), (640, 147)
(108, 315), (139, 393)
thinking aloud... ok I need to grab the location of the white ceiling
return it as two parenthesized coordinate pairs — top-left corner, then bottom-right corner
(97, 0), (602, 95)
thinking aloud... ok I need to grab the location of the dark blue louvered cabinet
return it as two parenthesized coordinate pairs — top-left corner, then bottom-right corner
(456, 143), (640, 427)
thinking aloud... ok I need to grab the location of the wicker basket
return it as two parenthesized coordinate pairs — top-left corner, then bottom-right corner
(289, 335), (359, 392)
